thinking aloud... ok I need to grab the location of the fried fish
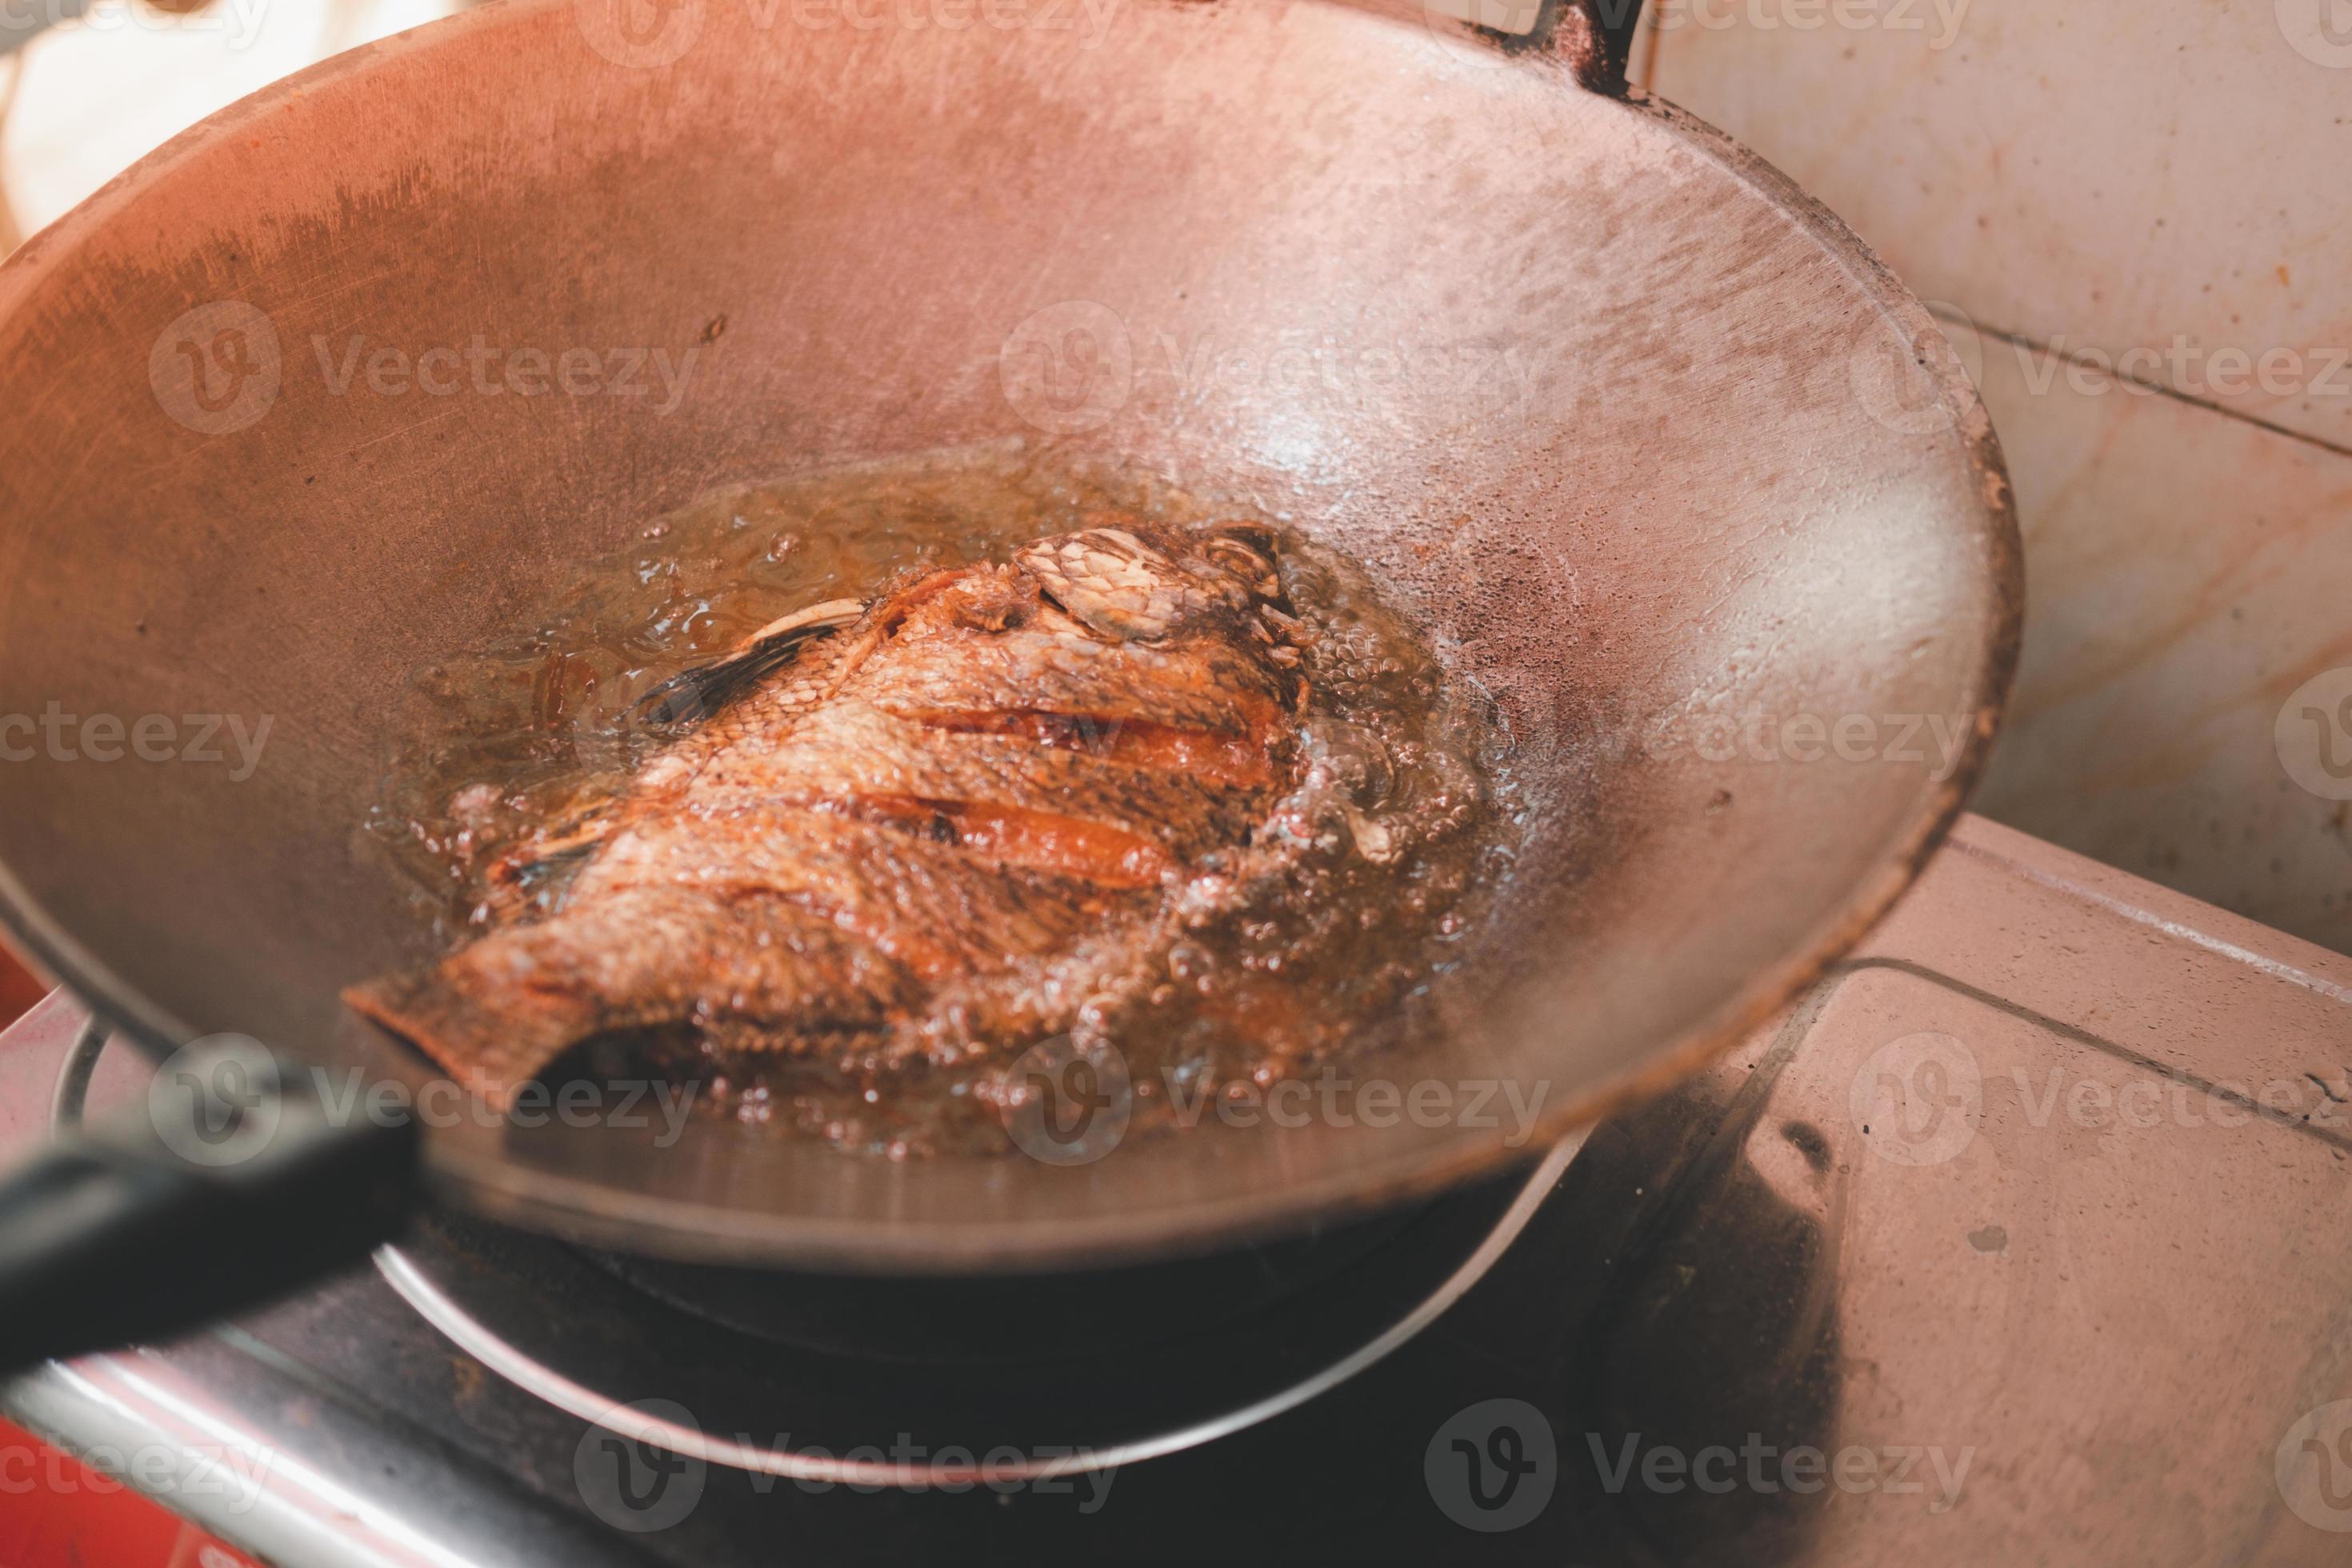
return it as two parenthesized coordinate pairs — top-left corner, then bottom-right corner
(344, 518), (1314, 1108)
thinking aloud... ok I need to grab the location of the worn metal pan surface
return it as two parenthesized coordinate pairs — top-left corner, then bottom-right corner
(0, 0), (2018, 1268)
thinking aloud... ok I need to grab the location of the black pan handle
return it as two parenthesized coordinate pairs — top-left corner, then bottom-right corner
(1470, 0), (1640, 94)
(0, 1032), (418, 1374)
(1558, 0), (1642, 94)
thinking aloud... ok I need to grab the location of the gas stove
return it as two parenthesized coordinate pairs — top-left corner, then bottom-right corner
(4, 813), (2350, 1564)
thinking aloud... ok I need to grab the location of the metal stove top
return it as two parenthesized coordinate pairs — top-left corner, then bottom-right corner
(5, 814), (2351, 1564)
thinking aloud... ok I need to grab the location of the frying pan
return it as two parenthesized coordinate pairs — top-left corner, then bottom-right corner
(0, 0), (2018, 1363)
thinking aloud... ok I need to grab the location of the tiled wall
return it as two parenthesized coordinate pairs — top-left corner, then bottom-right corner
(1642, 0), (2352, 954)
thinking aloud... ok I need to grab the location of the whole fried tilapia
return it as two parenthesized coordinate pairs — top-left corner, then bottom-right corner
(345, 518), (1314, 1107)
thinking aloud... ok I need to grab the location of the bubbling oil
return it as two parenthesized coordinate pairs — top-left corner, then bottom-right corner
(364, 443), (1521, 1157)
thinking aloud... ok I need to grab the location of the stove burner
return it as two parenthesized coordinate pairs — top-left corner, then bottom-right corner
(376, 1136), (1582, 1486)
(571, 1203), (1422, 1364)
(47, 1009), (1584, 1488)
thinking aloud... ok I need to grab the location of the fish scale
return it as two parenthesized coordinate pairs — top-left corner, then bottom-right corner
(345, 519), (1307, 1109)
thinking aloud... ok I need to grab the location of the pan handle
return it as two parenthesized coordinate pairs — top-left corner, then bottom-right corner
(1446, 0), (1640, 95)
(0, 1032), (418, 1374)
(1558, 0), (1642, 95)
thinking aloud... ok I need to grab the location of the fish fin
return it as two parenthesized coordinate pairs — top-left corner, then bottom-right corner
(345, 886), (895, 1107)
(342, 966), (597, 1110)
(344, 890), (690, 1108)
(483, 835), (603, 921)
(478, 805), (624, 921)
(634, 597), (866, 726)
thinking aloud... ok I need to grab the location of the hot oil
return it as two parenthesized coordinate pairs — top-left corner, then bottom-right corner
(366, 443), (1522, 1157)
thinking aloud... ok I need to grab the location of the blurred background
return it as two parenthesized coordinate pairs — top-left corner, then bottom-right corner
(1635, 0), (2352, 968)
(1, 0), (2347, 1027)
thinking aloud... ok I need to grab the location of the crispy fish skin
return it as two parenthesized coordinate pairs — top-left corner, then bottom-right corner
(344, 519), (1306, 1107)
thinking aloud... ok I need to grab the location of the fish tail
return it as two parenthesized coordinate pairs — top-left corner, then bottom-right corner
(345, 886), (829, 1109)
(342, 954), (610, 1112)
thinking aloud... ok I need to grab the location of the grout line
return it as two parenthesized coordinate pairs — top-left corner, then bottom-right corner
(1838, 958), (2352, 1154)
(1932, 303), (2352, 465)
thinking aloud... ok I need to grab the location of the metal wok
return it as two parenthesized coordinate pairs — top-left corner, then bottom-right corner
(0, 0), (2018, 1342)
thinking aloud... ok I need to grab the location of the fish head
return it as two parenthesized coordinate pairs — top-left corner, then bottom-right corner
(1016, 518), (1286, 642)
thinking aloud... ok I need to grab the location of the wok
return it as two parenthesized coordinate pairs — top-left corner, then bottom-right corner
(0, 0), (2017, 1358)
